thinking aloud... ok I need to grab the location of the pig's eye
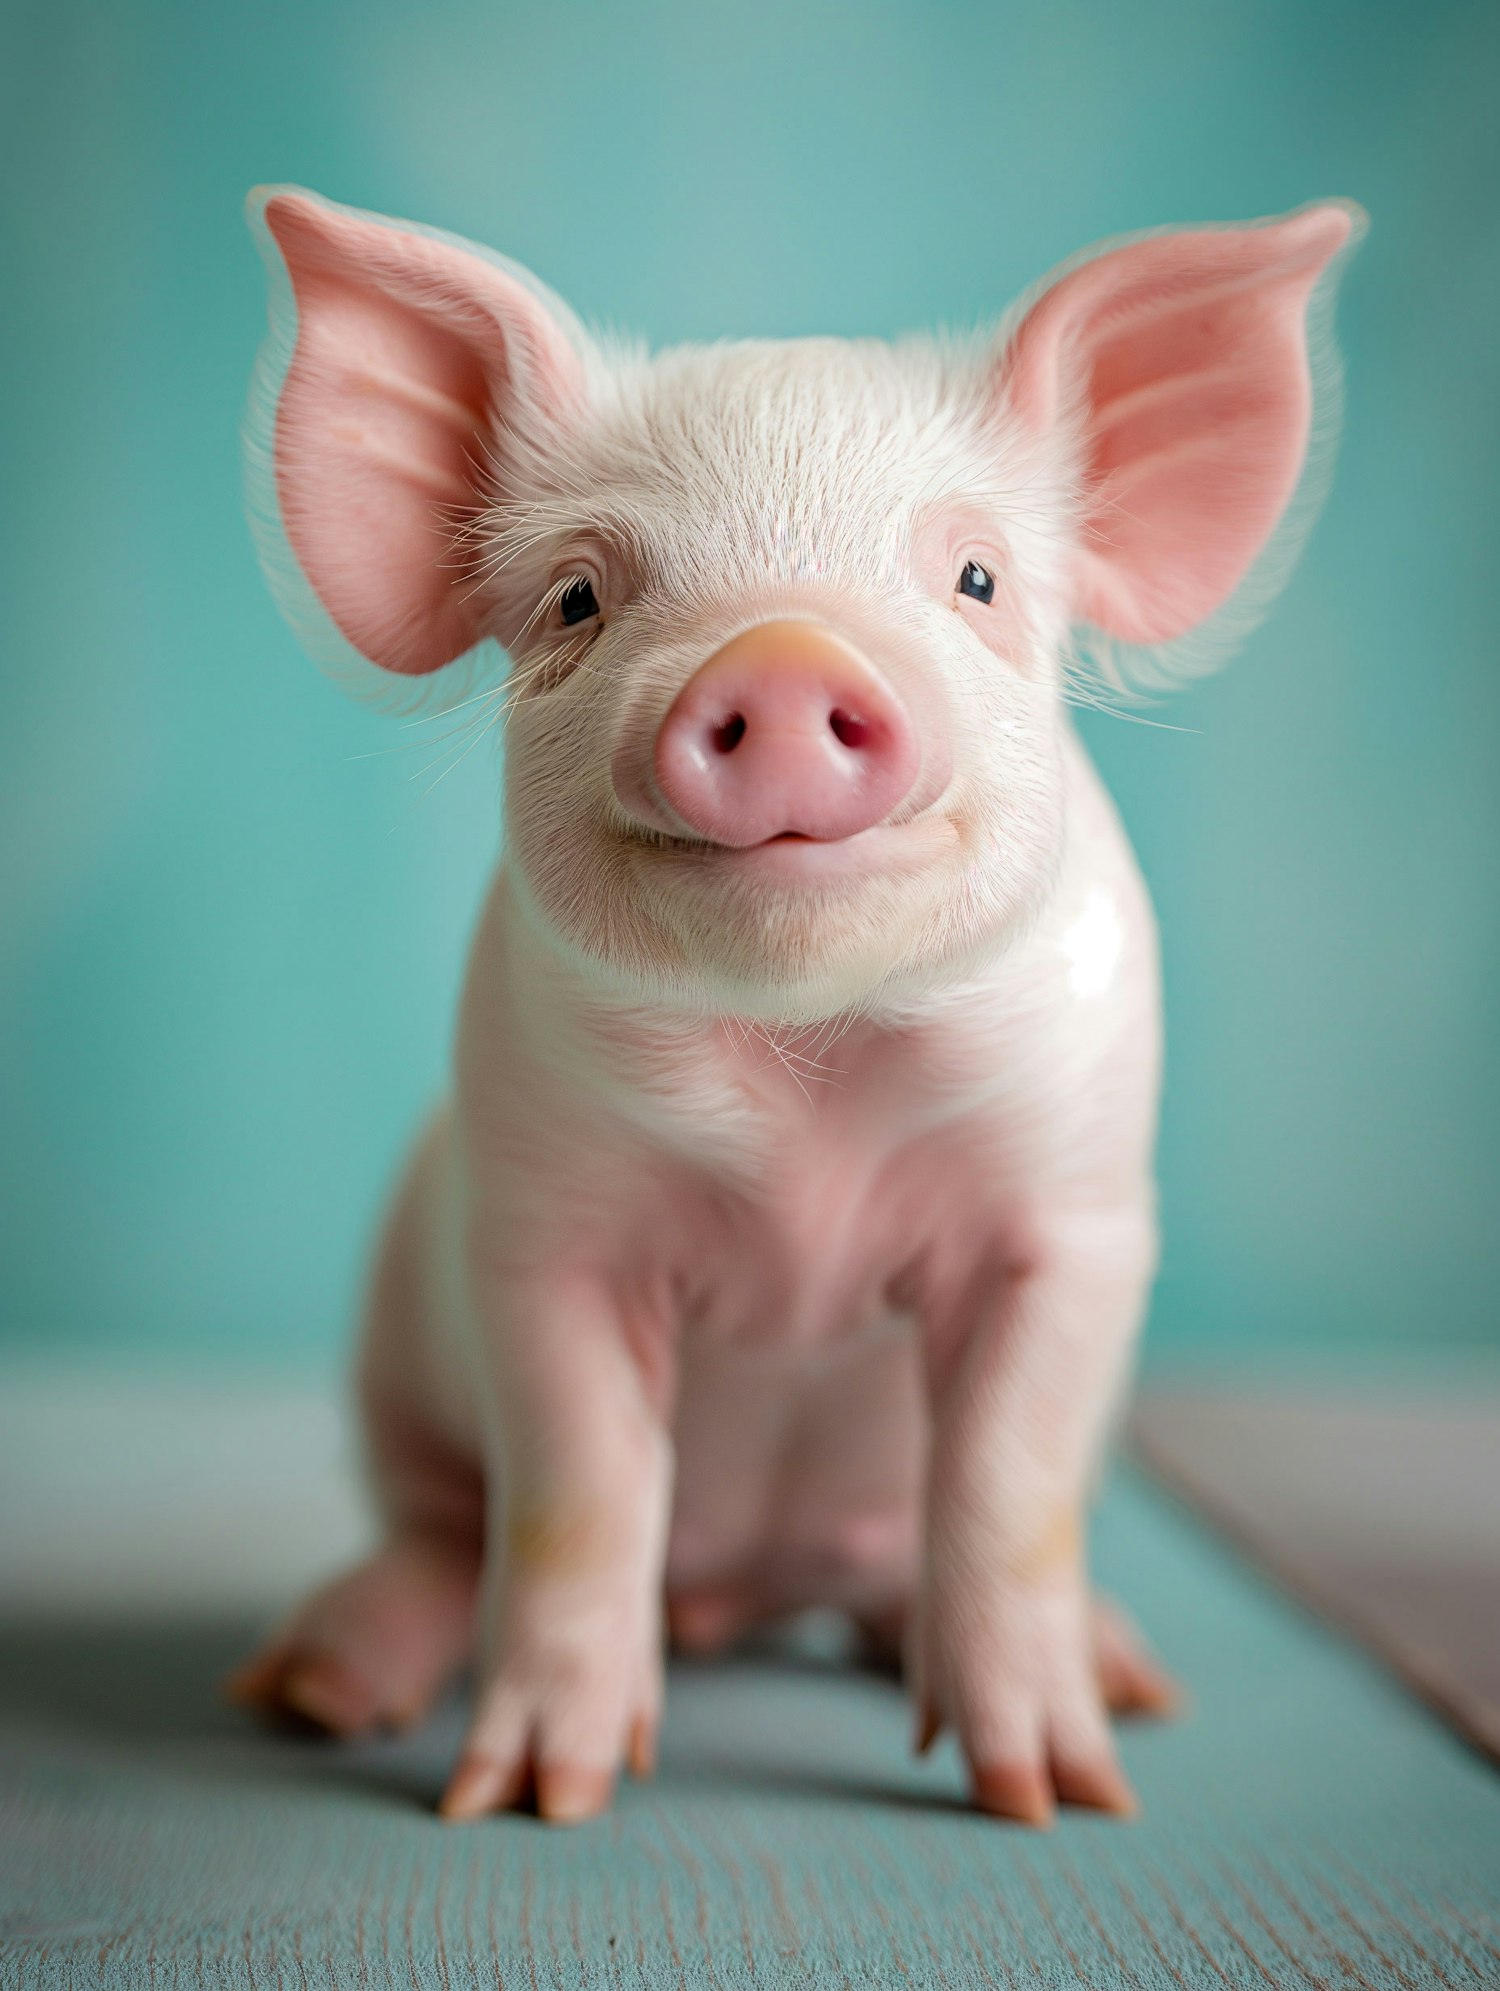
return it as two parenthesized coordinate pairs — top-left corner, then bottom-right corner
(958, 560), (995, 605)
(559, 577), (600, 626)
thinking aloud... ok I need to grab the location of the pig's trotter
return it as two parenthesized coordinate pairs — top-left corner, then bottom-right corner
(665, 1585), (758, 1655)
(867, 1590), (1178, 1720)
(908, 1591), (1177, 1824)
(437, 1566), (664, 1825)
(1092, 1594), (1179, 1718)
(225, 1531), (480, 1737)
(434, 1264), (674, 1825)
(915, 1572), (1140, 1828)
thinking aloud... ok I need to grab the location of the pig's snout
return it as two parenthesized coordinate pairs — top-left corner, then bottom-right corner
(652, 622), (919, 847)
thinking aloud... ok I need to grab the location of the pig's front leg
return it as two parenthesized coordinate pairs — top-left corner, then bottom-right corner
(915, 1202), (1157, 1826)
(439, 1262), (673, 1826)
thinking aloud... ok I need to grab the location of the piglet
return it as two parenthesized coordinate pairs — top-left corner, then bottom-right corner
(227, 187), (1361, 1824)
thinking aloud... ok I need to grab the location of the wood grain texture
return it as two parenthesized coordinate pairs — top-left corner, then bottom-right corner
(1130, 1392), (1500, 1764)
(2, 1473), (1497, 1989)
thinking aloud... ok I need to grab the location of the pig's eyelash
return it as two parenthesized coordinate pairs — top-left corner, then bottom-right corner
(501, 624), (606, 707)
(444, 526), (565, 610)
(496, 580), (607, 702)
(519, 578), (578, 642)
(537, 574), (608, 641)
(433, 494), (542, 594)
(439, 485), (592, 598)
(463, 479), (643, 586)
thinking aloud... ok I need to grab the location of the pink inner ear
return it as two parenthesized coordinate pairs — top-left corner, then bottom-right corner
(263, 195), (581, 677)
(1004, 206), (1354, 646)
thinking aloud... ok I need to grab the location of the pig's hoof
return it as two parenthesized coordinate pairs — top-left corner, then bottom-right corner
(627, 1711), (658, 1778)
(227, 1649), (389, 1735)
(436, 1694), (659, 1824)
(1092, 1596), (1180, 1718)
(1052, 1752), (1140, 1815)
(666, 1587), (755, 1655)
(970, 1750), (1137, 1826)
(439, 1579), (662, 1823)
(969, 1760), (1056, 1827)
(438, 1730), (659, 1823)
(914, 1572), (1156, 1827)
(439, 1753), (617, 1825)
(225, 1534), (480, 1738)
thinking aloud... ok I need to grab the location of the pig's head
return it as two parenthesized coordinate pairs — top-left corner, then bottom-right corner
(248, 188), (1360, 1021)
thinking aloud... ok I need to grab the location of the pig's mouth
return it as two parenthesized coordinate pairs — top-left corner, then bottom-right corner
(620, 818), (956, 880)
(629, 827), (812, 852)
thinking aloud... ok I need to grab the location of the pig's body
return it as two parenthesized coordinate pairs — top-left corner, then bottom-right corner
(230, 184), (1359, 1823)
(363, 722), (1154, 1630)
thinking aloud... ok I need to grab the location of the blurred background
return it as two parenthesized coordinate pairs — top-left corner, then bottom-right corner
(2, 0), (1497, 1390)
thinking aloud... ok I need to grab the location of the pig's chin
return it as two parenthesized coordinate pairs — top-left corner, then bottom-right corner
(513, 786), (1054, 1022)
(605, 814), (969, 1017)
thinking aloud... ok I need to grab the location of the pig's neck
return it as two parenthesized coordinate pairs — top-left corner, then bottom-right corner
(474, 739), (1131, 1158)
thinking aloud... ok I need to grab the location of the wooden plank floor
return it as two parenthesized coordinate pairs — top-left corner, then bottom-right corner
(3, 1460), (1497, 1989)
(1131, 1390), (1500, 1764)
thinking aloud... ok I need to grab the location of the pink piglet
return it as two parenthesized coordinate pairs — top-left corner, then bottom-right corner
(227, 187), (1362, 1825)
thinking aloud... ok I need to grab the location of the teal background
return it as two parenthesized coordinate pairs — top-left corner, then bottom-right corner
(1, 0), (1496, 1377)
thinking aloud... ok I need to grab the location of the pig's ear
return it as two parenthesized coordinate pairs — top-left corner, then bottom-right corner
(999, 202), (1363, 657)
(245, 186), (588, 701)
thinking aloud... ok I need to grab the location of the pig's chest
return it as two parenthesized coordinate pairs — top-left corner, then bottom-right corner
(671, 1110), (993, 1348)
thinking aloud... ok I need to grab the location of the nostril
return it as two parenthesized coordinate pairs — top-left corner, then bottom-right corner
(650, 624), (926, 847)
(828, 708), (870, 750)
